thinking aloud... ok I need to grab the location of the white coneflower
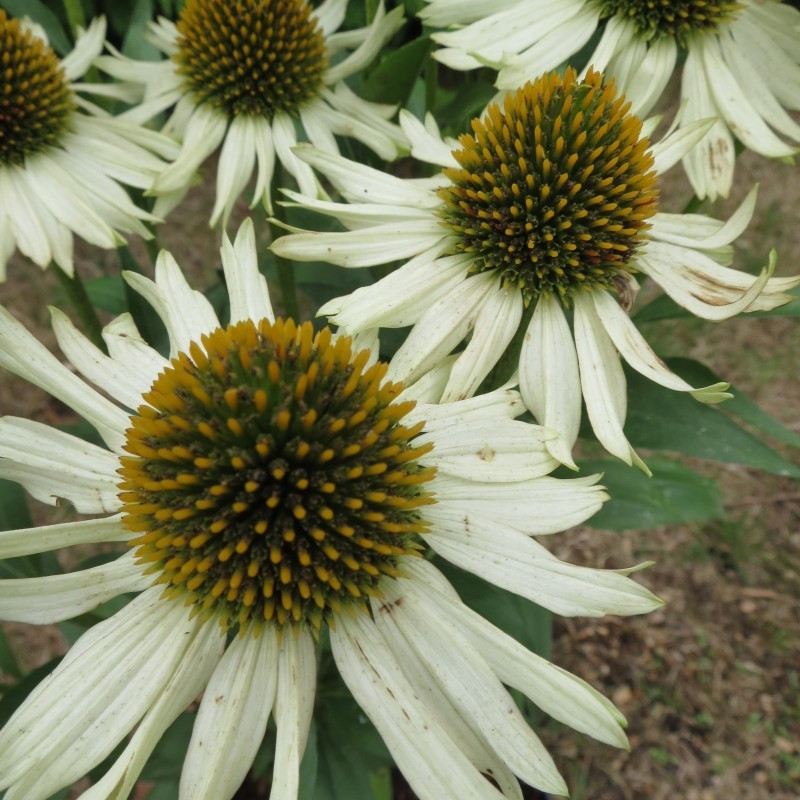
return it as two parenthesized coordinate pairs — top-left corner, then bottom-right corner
(271, 68), (799, 470)
(0, 219), (660, 800)
(95, 0), (407, 226)
(420, 0), (800, 200)
(0, 12), (177, 278)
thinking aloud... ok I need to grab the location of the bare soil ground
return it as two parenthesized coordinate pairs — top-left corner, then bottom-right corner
(0, 145), (798, 800)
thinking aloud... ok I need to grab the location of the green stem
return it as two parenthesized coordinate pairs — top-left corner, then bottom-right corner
(269, 198), (300, 321)
(52, 262), (107, 353)
(62, 0), (86, 35)
(682, 194), (704, 214)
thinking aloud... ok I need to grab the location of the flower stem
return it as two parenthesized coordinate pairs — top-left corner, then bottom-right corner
(51, 262), (107, 353)
(62, 0), (86, 35)
(269, 195), (300, 321)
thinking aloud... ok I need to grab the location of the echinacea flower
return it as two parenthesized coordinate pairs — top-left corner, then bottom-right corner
(95, 0), (407, 226)
(0, 13), (177, 279)
(271, 68), (799, 470)
(420, 0), (800, 200)
(0, 219), (661, 800)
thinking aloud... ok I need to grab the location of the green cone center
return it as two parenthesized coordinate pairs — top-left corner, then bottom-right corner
(174, 0), (329, 118)
(438, 68), (659, 306)
(0, 11), (74, 165)
(118, 319), (435, 632)
(599, 0), (742, 41)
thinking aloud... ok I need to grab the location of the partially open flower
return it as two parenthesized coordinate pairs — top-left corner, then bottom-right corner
(0, 219), (661, 800)
(0, 13), (177, 278)
(420, 0), (800, 200)
(96, 0), (408, 226)
(271, 68), (799, 470)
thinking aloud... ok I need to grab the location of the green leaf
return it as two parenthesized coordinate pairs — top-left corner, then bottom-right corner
(0, 478), (31, 532)
(622, 367), (800, 477)
(298, 720), (319, 800)
(84, 276), (128, 316)
(121, 0), (161, 60)
(0, 627), (22, 682)
(0, 0), (71, 54)
(314, 690), (392, 800)
(434, 559), (552, 659)
(0, 657), (62, 728)
(666, 358), (800, 448)
(361, 34), (432, 106)
(435, 80), (497, 134)
(580, 458), (725, 531)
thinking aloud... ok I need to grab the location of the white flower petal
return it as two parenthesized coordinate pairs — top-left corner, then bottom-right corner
(313, 0), (348, 36)
(79, 622), (225, 800)
(520, 296), (581, 470)
(50, 307), (147, 410)
(400, 110), (458, 168)
(60, 16), (106, 81)
(269, 630), (317, 800)
(325, 5), (405, 83)
(152, 105), (228, 195)
(0, 552), (149, 624)
(441, 284), (523, 402)
(422, 506), (662, 617)
(0, 590), (195, 799)
(222, 218), (275, 325)
(331, 610), (506, 800)
(0, 514), (127, 560)
(430, 473), (608, 535)
(123, 250), (220, 357)
(403, 559), (629, 749)
(272, 112), (319, 198)
(387, 272), (496, 386)
(407, 386), (526, 430)
(592, 291), (731, 402)
(252, 117), (276, 213)
(102, 313), (169, 397)
(180, 629), (279, 800)
(271, 220), (446, 268)
(378, 584), (568, 796)
(0, 417), (121, 513)
(210, 115), (258, 227)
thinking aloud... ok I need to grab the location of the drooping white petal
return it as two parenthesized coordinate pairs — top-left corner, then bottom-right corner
(0, 590), (196, 800)
(0, 514), (127, 560)
(272, 112), (319, 198)
(441, 283), (523, 402)
(252, 117), (276, 213)
(123, 250), (220, 357)
(331, 610), (506, 800)
(680, 44), (735, 199)
(400, 110), (459, 168)
(637, 242), (784, 320)
(618, 35), (677, 117)
(271, 219), (446, 268)
(221, 218), (274, 324)
(152, 105), (228, 194)
(50, 307), (147, 410)
(180, 629), (280, 800)
(59, 16), (106, 81)
(422, 505), (662, 617)
(429, 473), (608, 535)
(402, 558), (629, 749)
(269, 630), (317, 800)
(377, 583), (568, 796)
(573, 293), (646, 471)
(79, 622), (226, 800)
(376, 604), (523, 800)
(313, 0), (348, 36)
(210, 115), (258, 227)
(102, 313), (169, 397)
(387, 272), (495, 386)
(0, 417), (121, 513)
(0, 552), (149, 624)
(291, 144), (440, 207)
(416, 419), (557, 482)
(406, 386), (526, 430)
(592, 290), (730, 402)
(519, 296), (581, 470)
(325, 5), (405, 83)
(650, 117), (716, 175)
